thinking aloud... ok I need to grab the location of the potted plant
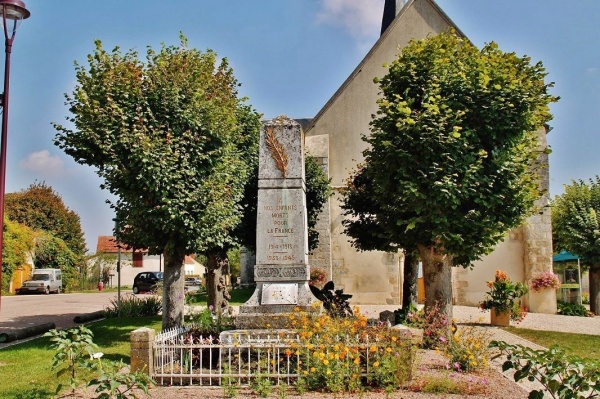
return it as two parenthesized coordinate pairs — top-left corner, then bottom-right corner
(530, 271), (561, 292)
(480, 270), (528, 326)
(528, 271), (560, 314)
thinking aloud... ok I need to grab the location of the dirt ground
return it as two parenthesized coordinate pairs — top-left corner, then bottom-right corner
(69, 350), (529, 399)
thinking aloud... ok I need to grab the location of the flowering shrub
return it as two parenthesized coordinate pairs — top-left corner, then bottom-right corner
(309, 267), (327, 288)
(480, 270), (528, 321)
(582, 291), (590, 304)
(530, 271), (561, 292)
(402, 302), (450, 349)
(287, 305), (416, 393)
(444, 325), (492, 373)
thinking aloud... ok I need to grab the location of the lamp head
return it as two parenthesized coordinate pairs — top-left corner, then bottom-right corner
(0, 0), (30, 21)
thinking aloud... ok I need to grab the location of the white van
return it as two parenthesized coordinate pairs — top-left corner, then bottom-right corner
(19, 269), (62, 294)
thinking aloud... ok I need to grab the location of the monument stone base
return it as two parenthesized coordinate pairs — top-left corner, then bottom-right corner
(236, 281), (319, 329)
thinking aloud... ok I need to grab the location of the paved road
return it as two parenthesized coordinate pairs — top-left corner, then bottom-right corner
(0, 291), (120, 333)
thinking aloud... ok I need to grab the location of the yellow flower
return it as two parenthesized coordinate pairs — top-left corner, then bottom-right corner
(326, 368), (332, 375)
(323, 359), (329, 365)
(373, 361), (380, 367)
(386, 347), (392, 353)
(354, 357), (361, 365)
(310, 367), (316, 373)
(369, 345), (377, 352)
(391, 336), (398, 342)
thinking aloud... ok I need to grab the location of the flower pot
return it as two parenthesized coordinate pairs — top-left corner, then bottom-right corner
(490, 309), (510, 326)
(528, 288), (557, 314)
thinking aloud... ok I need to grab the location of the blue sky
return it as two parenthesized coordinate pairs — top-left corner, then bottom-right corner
(4, 0), (600, 253)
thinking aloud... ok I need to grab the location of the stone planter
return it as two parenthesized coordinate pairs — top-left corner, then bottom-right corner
(490, 308), (510, 326)
(528, 287), (557, 314)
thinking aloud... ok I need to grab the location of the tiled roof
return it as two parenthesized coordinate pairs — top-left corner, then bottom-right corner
(96, 236), (144, 254)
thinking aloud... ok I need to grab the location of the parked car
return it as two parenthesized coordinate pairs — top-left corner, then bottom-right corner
(132, 271), (163, 294)
(18, 269), (62, 295)
(185, 277), (202, 286)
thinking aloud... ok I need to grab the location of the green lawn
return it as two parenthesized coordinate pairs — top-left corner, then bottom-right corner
(0, 316), (161, 399)
(505, 326), (600, 359)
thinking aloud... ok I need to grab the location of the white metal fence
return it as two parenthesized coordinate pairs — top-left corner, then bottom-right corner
(152, 327), (406, 386)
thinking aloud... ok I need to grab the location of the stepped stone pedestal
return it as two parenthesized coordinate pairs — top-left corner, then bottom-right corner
(236, 116), (317, 329)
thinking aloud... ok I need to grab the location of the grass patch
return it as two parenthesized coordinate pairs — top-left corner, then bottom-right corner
(0, 316), (161, 399)
(188, 287), (254, 305)
(504, 327), (600, 359)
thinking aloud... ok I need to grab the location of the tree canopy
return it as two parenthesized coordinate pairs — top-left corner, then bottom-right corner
(552, 177), (600, 314)
(343, 31), (557, 317)
(1, 220), (34, 292)
(5, 182), (86, 256)
(54, 35), (261, 329)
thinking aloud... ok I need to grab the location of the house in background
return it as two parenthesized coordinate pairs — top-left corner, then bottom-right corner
(304, 0), (554, 311)
(94, 236), (205, 288)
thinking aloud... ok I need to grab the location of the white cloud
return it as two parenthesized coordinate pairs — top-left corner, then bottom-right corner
(19, 150), (68, 178)
(316, 0), (385, 40)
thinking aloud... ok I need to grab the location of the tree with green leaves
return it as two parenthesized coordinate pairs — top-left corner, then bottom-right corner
(2, 220), (34, 293)
(34, 232), (79, 291)
(54, 35), (260, 329)
(552, 177), (600, 314)
(343, 31), (557, 319)
(5, 182), (86, 256)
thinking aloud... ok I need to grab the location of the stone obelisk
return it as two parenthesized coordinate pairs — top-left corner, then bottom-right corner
(236, 116), (313, 328)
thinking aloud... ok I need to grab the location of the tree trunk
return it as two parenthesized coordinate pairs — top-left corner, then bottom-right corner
(402, 250), (419, 310)
(590, 265), (600, 315)
(417, 244), (453, 321)
(162, 243), (186, 330)
(206, 249), (231, 312)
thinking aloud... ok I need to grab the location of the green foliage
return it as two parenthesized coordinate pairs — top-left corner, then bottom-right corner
(249, 370), (273, 398)
(2, 219), (34, 292)
(343, 30), (557, 267)
(88, 358), (155, 399)
(104, 294), (162, 318)
(14, 387), (53, 399)
(53, 35), (261, 328)
(33, 232), (79, 291)
(305, 154), (332, 251)
(552, 177), (600, 313)
(491, 340), (600, 399)
(185, 305), (235, 334)
(5, 182), (87, 256)
(557, 301), (592, 317)
(552, 177), (600, 266)
(44, 326), (98, 394)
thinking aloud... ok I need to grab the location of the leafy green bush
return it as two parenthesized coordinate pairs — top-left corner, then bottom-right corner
(557, 301), (592, 317)
(45, 326), (155, 398)
(44, 326), (98, 394)
(490, 340), (600, 399)
(104, 294), (162, 318)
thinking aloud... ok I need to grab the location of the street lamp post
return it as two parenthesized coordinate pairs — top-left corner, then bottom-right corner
(0, 0), (30, 311)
